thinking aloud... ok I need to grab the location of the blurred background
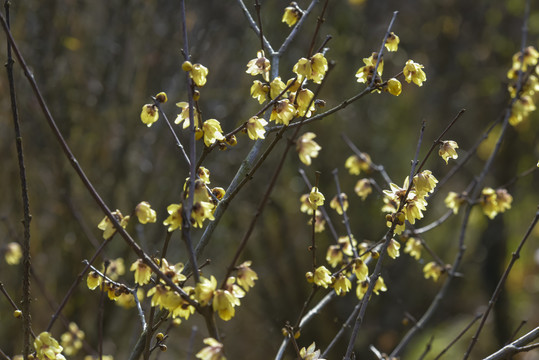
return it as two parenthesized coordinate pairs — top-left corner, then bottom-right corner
(1, 0), (539, 358)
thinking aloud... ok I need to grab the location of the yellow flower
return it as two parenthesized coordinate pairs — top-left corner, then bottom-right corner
(97, 210), (129, 240)
(196, 338), (226, 360)
(299, 342), (325, 360)
(439, 140), (459, 164)
(5, 242), (22, 265)
(413, 170), (438, 197)
(338, 235), (357, 257)
(86, 271), (102, 290)
(308, 187), (325, 208)
(300, 193), (315, 214)
(510, 46), (539, 73)
(404, 195), (427, 225)
(147, 284), (169, 308)
(296, 88), (316, 117)
(211, 187), (226, 201)
(135, 201), (156, 224)
(444, 191), (466, 214)
(246, 116), (268, 140)
(163, 204), (183, 232)
(34, 332), (66, 360)
(140, 104), (159, 127)
(333, 273), (352, 296)
(385, 78), (402, 96)
(270, 99), (296, 125)
(175, 102), (200, 129)
(312, 266), (332, 288)
(212, 289), (240, 321)
(236, 261), (258, 290)
(345, 153), (372, 175)
(387, 238), (400, 259)
(270, 76), (287, 100)
(356, 53), (383, 84)
(246, 50), (271, 82)
(480, 187), (498, 219)
(130, 259), (153, 285)
(189, 63), (209, 87)
(495, 188), (513, 213)
(104, 258), (125, 281)
(404, 237), (422, 260)
(169, 290), (196, 319)
(198, 166), (211, 184)
(282, 4), (302, 27)
(192, 201), (216, 228)
(326, 245), (343, 268)
(373, 276), (387, 295)
(385, 32), (399, 52)
(195, 276), (217, 306)
(155, 92), (167, 103)
(311, 210), (326, 232)
(352, 259), (368, 281)
(356, 279), (369, 300)
(250, 80), (269, 104)
(354, 178), (372, 200)
(202, 119), (225, 147)
(296, 132), (321, 165)
(60, 323), (84, 356)
(423, 261), (443, 281)
(330, 193), (349, 215)
(403, 59), (427, 86)
(509, 95), (536, 126)
(293, 53), (328, 84)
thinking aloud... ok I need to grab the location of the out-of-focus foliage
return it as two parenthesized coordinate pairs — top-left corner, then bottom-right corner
(1, 0), (538, 359)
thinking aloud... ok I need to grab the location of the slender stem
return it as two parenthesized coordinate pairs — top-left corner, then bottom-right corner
(332, 169), (358, 258)
(4, 2), (32, 357)
(369, 11), (398, 90)
(236, 0), (274, 54)
(307, 0), (329, 57)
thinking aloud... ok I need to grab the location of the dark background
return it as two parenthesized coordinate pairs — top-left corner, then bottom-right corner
(1, 0), (538, 359)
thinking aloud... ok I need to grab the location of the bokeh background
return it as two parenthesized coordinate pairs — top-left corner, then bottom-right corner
(1, 0), (539, 358)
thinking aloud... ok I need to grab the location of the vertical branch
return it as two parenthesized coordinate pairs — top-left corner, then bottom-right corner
(3, 2), (32, 358)
(180, 0), (200, 284)
(332, 169), (358, 258)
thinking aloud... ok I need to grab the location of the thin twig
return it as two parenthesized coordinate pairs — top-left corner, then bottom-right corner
(417, 336), (434, 360)
(484, 326), (539, 360)
(236, 0), (274, 54)
(332, 169), (358, 258)
(4, 2), (32, 357)
(432, 312), (482, 360)
(307, 0), (329, 57)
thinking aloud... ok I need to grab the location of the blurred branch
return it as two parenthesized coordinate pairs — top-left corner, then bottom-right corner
(236, 0), (274, 54)
(432, 312), (482, 360)
(464, 207), (539, 358)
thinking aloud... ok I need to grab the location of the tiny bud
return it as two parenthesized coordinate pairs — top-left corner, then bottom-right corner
(371, 250), (380, 259)
(225, 134), (237, 146)
(385, 214), (393, 222)
(218, 142), (227, 151)
(182, 61), (193, 71)
(294, 330), (301, 339)
(155, 92), (168, 103)
(315, 99), (326, 108)
(156, 332), (165, 341)
(159, 344), (167, 352)
(402, 317), (409, 326)
(193, 90), (201, 101)
(13, 310), (22, 318)
(281, 327), (289, 337)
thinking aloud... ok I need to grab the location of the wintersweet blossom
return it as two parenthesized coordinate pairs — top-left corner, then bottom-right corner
(293, 53), (328, 84)
(423, 261), (443, 281)
(97, 210), (129, 240)
(212, 289), (240, 321)
(387, 238), (401, 259)
(330, 193), (349, 215)
(270, 99), (296, 125)
(354, 178), (372, 200)
(308, 186), (325, 208)
(135, 201), (156, 224)
(140, 104), (159, 127)
(311, 266), (332, 288)
(189, 63), (209, 87)
(296, 132), (321, 165)
(282, 3), (302, 27)
(403, 59), (427, 86)
(299, 342), (326, 360)
(246, 50), (271, 81)
(196, 338), (226, 360)
(246, 116), (268, 140)
(34, 332), (66, 360)
(439, 140), (459, 164)
(236, 261), (258, 290)
(345, 153), (372, 175)
(250, 80), (269, 104)
(130, 259), (152, 285)
(386, 78), (402, 96)
(385, 32), (399, 52)
(5, 242), (22, 265)
(163, 204), (183, 232)
(202, 119), (225, 147)
(404, 237), (422, 260)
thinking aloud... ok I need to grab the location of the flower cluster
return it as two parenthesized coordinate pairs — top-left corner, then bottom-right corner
(507, 46), (539, 125)
(245, 51), (328, 164)
(479, 187), (513, 219)
(60, 323), (85, 356)
(382, 170), (438, 235)
(355, 35), (426, 95)
(34, 332), (66, 360)
(163, 171), (224, 231)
